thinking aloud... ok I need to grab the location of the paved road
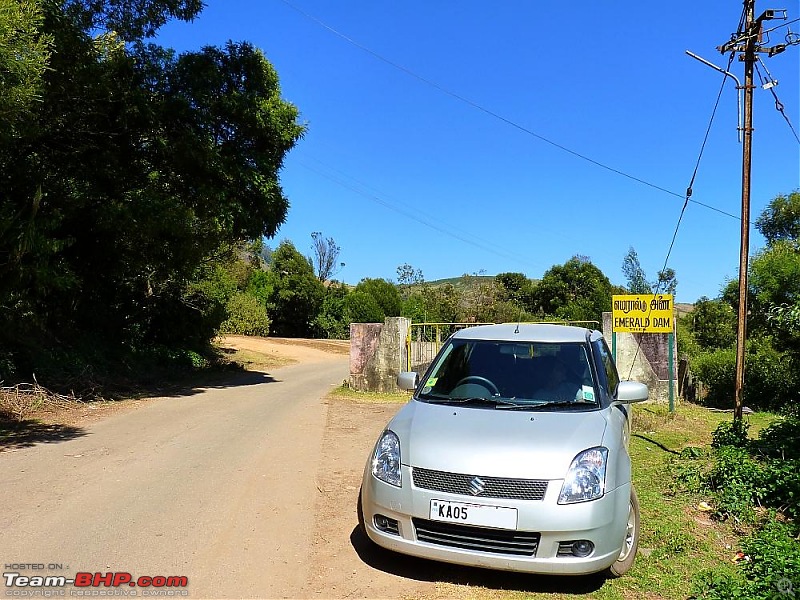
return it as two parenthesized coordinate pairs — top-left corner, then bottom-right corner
(1, 357), (348, 599)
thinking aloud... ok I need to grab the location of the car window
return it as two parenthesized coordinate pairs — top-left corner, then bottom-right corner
(418, 339), (598, 409)
(592, 338), (620, 397)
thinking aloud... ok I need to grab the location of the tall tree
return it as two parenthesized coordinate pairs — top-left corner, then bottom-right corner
(686, 297), (737, 350)
(531, 256), (615, 324)
(264, 241), (324, 338)
(622, 247), (677, 295)
(756, 190), (800, 246)
(0, 1), (304, 379)
(396, 263), (424, 286)
(495, 272), (534, 308)
(310, 231), (343, 282)
(355, 278), (402, 319)
(622, 247), (651, 294)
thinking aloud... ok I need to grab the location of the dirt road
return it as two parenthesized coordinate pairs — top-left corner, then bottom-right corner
(0, 337), (431, 599)
(1, 337), (593, 600)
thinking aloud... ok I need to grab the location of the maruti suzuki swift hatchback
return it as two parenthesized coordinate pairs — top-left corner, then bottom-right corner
(359, 323), (648, 576)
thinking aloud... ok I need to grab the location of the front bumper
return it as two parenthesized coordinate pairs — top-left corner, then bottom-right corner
(361, 464), (631, 575)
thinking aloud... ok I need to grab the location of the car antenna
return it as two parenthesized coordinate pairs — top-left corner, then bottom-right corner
(514, 305), (522, 334)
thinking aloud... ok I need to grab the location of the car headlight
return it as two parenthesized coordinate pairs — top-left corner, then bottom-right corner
(558, 447), (608, 504)
(372, 430), (401, 487)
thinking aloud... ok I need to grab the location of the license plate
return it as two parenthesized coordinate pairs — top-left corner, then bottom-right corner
(429, 499), (517, 529)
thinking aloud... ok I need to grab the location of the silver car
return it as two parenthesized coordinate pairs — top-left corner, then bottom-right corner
(359, 323), (648, 576)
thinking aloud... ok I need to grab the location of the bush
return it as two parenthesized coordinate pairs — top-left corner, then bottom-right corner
(706, 420), (800, 522)
(221, 292), (270, 337)
(692, 348), (735, 408)
(756, 417), (800, 460)
(744, 338), (799, 413)
(692, 341), (799, 412)
(712, 419), (750, 449)
(693, 519), (800, 600)
(705, 444), (766, 522)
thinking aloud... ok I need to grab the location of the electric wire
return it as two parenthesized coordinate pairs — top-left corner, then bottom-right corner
(293, 157), (546, 271)
(277, 0), (742, 222)
(755, 59), (800, 144)
(624, 50), (737, 381)
(762, 17), (800, 38)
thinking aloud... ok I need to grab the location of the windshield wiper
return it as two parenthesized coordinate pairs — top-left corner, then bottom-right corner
(421, 394), (518, 408)
(522, 400), (593, 411)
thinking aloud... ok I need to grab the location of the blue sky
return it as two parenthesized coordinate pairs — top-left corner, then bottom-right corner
(155, 1), (800, 303)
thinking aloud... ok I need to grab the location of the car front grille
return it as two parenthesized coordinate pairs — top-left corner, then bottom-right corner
(413, 518), (540, 556)
(412, 467), (548, 501)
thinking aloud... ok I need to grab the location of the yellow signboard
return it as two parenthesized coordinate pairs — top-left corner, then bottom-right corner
(612, 294), (674, 333)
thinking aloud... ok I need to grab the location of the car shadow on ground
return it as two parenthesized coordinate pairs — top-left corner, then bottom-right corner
(0, 417), (87, 452)
(350, 526), (607, 595)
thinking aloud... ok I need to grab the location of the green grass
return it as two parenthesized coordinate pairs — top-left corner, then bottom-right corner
(554, 402), (778, 600)
(328, 385), (409, 404)
(321, 387), (783, 599)
(430, 400), (776, 600)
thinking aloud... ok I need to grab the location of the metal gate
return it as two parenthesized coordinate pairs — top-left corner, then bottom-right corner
(406, 322), (491, 373)
(405, 321), (600, 374)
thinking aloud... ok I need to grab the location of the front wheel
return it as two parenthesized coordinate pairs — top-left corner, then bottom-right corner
(608, 487), (640, 577)
(357, 487), (366, 532)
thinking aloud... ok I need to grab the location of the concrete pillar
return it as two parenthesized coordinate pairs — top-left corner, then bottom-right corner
(349, 317), (411, 392)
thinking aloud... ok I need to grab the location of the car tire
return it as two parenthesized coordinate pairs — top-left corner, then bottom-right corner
(608, 487), (640, 577)
(357, 486), (366, 532)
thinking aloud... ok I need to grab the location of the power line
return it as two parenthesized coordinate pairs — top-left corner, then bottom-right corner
(276, 0), (743, 222)
(294, 156), (549, 271)
(625, 47), (738, 381)
(754, 59), (800, 144)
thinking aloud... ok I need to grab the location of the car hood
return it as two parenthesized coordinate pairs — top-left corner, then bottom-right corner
(388, 400), (609, 480)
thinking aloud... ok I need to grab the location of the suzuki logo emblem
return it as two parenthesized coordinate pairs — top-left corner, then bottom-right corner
(468, 476), (485, 496)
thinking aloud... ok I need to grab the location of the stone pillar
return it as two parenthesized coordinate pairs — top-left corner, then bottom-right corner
(349, 317), (411, 392)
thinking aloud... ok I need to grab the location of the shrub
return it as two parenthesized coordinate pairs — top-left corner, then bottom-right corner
(743, 338), (799, 413)
(693, 519), (800, 600)
(755, 417), (800, 460)
(692, 341), (799, 412)
(706, 420), (800, 522)
(221, 292), (270, 337)
(705, 445), (766, 522)
(711, 419), (750, 449)
(692, 348), (735, 408)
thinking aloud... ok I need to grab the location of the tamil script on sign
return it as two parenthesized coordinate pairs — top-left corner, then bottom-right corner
(612, 294), (674, 333)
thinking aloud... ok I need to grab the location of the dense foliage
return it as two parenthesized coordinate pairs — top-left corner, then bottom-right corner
(675, 192), (800, 600)
(680, 190), (800, 415)
(0, 0), (52, 129)
(529, 256), (622, 325)
(683, 418), (800, 599)
(0, 1), (303, 384)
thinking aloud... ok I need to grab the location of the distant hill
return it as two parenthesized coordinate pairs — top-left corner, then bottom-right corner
(424, 275), (496, 289)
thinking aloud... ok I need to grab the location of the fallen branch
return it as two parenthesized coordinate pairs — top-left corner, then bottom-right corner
(0, 376), (83, 422)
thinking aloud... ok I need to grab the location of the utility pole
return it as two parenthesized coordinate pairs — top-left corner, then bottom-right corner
(717, 0), (788, 423)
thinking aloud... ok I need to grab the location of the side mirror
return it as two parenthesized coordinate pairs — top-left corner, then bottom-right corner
(616, 380), (648, 404)
(397, 371), (419, 391)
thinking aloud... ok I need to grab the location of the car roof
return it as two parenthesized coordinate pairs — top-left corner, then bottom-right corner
(452, 323), (600, 343)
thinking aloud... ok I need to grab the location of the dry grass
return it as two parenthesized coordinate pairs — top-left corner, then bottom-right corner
(0, 379), (83, 422)
(221, 347), (296, 372)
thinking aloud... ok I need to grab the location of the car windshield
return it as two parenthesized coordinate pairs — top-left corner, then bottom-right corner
(417, 339), (598, 410)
